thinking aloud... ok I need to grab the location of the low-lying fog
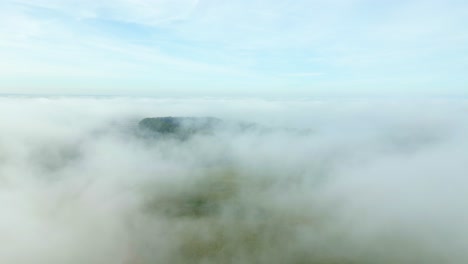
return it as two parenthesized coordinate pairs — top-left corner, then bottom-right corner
(0, 96), (467, 264)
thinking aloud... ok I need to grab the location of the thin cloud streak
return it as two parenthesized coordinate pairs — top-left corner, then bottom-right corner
(0, 0), (467, 96)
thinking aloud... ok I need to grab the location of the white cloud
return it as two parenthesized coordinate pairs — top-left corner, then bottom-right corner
(10, 0), (199, 25)
(0, 96), (468, 263)
(283, 72), (324, 77)
(1, 0), (467, 96)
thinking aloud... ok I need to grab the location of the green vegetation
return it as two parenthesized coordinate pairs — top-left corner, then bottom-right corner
(136, 168), (357, 264)
(138, 117), (222, 139)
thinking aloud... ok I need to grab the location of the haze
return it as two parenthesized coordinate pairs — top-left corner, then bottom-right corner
(1, 0), (468, 263)
(0, 97), (467, 263)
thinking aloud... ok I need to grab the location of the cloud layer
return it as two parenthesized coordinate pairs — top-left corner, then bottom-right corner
(0, 96), (467, 263)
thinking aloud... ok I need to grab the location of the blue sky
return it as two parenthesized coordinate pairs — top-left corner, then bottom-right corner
(0, 0), (467, 97)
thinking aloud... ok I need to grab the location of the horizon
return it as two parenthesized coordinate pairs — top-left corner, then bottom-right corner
(1, 1), (468, 263)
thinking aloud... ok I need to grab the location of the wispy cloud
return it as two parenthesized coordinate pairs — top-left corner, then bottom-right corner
(1, 0), (467, 96)
(10, 0), (200, 25)
(283, 72), (325, 77)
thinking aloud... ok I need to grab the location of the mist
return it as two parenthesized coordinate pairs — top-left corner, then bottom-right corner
(1, 96), (467, 264)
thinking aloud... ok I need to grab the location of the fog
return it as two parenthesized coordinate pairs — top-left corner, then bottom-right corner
(0, 96), (467, 264)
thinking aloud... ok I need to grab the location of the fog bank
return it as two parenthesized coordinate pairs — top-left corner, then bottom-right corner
(0, 97), (467, 263)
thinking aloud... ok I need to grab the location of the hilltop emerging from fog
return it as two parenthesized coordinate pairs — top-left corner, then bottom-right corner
(138, 116), (312, 139)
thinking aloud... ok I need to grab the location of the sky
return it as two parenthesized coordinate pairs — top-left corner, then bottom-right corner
(0, 0), (467, 97)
